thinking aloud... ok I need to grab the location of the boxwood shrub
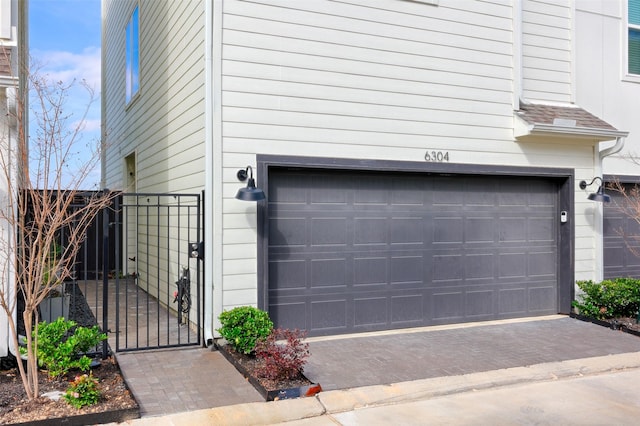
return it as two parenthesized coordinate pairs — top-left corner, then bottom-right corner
(573, 278), (640, 320)
(218, 306), (273, 354)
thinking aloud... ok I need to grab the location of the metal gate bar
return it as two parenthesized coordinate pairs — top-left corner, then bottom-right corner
(112, 193), (202, 352)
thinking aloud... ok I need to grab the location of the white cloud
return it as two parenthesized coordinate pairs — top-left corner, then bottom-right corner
(32, 47), (101, 91)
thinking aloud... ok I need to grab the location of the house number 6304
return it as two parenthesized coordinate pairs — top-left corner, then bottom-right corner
(424, 150), (450, 162)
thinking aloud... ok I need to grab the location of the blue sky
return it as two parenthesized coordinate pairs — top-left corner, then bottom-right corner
(29, 0), (102, 186)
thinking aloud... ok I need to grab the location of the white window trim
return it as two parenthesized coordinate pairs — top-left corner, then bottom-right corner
(623, 0), (640, 82)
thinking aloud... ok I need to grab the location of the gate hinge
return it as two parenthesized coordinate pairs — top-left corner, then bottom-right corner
(189, 241), (204, 260)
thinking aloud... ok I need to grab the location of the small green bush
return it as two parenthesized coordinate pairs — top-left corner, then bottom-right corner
(573, 278), (640, 320)
(64, 372), (100, 409)
(23, 318), (107, 379)
(218, 306), (273, 354)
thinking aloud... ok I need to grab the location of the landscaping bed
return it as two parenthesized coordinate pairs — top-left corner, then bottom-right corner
(216, 341), (321, 401)
(0, 282), (139, 425)
(0, 355), (139, 425)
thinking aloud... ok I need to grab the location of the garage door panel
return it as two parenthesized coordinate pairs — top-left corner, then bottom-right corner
(354, 297), (387, 327)
(354, 257), (387, 285)
(432, 254), (463, 281)
(499, 253), (527, 278)
(311, 300), (347, 331)
(391, 295), (424, 323)
(311, 218), (347, 246)
(464, 253), (495, 279)
(500, 218), (527, 241)
(269, 259), (306, 289)
(354, 217), (387, 245)
(528, 251), (557, 276)
(465, 290), (495, 317)
(432, 292), (465, 320)
(310, 259), (346, 287)
(604, 183), (640, 279)
(268, 169), (559, 335)
(433, 217), (463, 243)
(391, 217), (426, 244)
(529, 286), (556, 312)
(270, 217), (306, 246)
(466, 218), (495, 243)
(529, 218), (555, 241)
(499, 288), (528, 314)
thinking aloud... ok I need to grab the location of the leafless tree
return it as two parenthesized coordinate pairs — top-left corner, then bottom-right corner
(0, 71), (115, 399)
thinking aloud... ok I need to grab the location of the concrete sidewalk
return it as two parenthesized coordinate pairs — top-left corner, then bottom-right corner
(112, 351), (640, 425)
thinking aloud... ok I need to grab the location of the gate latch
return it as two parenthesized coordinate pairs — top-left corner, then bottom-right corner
(189, 242), (204, 260)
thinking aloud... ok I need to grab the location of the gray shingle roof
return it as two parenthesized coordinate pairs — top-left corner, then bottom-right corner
(516, 102), (617, 130)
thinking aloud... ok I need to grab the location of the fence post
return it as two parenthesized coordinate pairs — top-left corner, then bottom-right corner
(101, 197), (110, 359)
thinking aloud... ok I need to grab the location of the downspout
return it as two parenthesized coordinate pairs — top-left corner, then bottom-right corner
(599, 136), (625, 161)
(203, 0), (213, 344)
(593, 136), (625, 282)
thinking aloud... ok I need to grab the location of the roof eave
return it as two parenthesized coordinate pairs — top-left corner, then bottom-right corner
(515, 119), (629, 142)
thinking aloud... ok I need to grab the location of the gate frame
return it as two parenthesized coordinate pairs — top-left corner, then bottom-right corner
(102, 191), (204, 353)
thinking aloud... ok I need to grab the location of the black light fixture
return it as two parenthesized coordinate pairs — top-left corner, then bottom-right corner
(235, 165), (265, 201)
(579, 176), (610, 203)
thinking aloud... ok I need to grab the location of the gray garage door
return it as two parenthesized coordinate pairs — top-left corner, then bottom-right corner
(267, 168), (559, 336)
(604, 183), (640, 279)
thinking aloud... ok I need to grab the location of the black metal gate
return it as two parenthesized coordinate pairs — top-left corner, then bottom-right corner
(71, 192), (204, 354)
(112, 192), (203, 352)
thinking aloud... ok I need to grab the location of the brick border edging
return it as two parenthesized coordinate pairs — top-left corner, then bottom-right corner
(570, 312), (640, 337)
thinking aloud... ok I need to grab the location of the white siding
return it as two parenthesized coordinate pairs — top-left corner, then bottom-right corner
(521, 0), (572, 103)
(103, 0), (205, 194)
(218, 0), (599, 309)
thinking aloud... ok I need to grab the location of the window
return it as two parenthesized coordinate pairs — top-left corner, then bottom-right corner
(125, 6), (139, 103)
(629, 0), (640, 75)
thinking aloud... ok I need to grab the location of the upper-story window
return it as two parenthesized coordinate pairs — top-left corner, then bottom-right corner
(125, 6), (139, 103)
(629, 0), (640, 75)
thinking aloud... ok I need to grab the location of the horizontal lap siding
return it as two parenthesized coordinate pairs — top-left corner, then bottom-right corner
(221, 0), (515, 163)
(104, 0), (205, 194)
(220, 0), (517, 305)
(521, 0), (572, 103)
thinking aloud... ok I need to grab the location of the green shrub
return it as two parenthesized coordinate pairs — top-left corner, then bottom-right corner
(218, 306), (273, 354)
(23, 318), (107, 379)
(572, 278), (640, 320)
(64, 372), (100, 409)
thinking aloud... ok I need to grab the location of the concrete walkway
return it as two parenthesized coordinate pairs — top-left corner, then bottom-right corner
(109, 315), (640, 423)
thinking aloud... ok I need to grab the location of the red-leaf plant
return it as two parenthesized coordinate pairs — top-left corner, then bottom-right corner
(255, 328), (310, 381)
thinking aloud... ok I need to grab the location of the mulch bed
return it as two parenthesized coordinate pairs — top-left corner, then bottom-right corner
(0, 282), (139, 425)
(215, 342), (321, 401)
(571, 312), (640, 336)
(0, 356), (139, 426)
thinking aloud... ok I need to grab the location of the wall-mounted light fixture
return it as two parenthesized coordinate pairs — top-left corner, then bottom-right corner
(579, 176), (610, 203)
(235, 165), (265, 201)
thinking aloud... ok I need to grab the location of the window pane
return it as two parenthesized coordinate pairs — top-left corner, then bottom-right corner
(126, 6), (139, 103)
(631, 0), (640, 26)
(629, 28), (640, 75)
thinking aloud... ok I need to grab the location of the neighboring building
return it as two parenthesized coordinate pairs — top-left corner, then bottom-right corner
(102, 0), (635, 341)
(0, 0), (26, 358)
(574, 0), (640, 279)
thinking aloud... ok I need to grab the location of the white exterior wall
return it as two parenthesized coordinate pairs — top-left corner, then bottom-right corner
(521, 0), (573, 103)
(103, 0), (205, 194)
(576, 0), (640, 175)
(216, 0), (600, 318)
(574, 0), (640, 282)
(103, 0), (607, 336)
(0, 0), (20, 359)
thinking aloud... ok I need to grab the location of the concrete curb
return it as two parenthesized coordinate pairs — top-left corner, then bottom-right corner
(112, 352), (640, 425)
(317, 352), (640, 414)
